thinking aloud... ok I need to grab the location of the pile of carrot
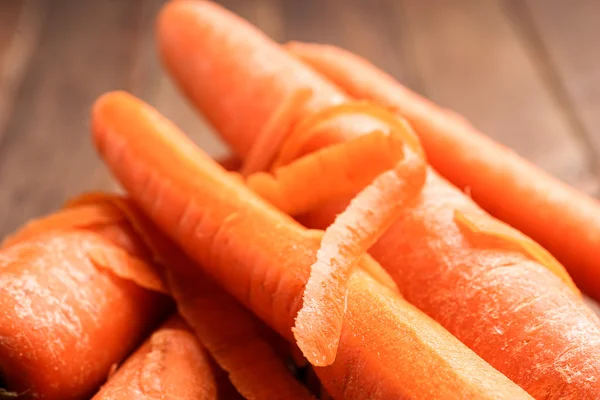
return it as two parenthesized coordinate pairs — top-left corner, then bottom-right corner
(2, 1), (600, 399)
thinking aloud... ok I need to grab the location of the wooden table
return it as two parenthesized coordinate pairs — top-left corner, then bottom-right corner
(0, 0), (598, 237)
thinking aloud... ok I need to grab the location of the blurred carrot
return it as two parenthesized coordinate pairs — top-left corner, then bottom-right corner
(156, 2), (600, 398)
(92, 89), (532, 399)
(92, 315), (240, 400)
(286, 41), (600, 302)
(0, 207), (169, 400)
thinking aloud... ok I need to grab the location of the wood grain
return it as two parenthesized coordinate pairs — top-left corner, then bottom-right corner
(0, 0), (151, 236)
(402, 0), (595, 191)
(0, 0), (45, 145)
(520, 0), (600, 175)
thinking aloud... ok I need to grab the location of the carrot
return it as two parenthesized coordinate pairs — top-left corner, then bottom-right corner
(94, 199), (315, 400)
(285, 42), (600, 302)
(92, 315), (240, 400)
(156, 2), (600, 398)
(164, 249), (315, 400)
(92, 89), (532, 399)
(0, 229), (169, 400)
(156, 0), (344, 159)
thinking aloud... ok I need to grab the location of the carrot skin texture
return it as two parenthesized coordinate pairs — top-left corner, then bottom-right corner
(156, 3), (600, 398)
(92, 90), (532, 400)
(92, 315), (238, 400)
(286, 42), (600, 301)
(0, 232), (168, 400)
(165, 252), (316, 400)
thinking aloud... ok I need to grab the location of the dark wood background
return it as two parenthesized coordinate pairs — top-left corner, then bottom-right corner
(0, 0), (599, 238)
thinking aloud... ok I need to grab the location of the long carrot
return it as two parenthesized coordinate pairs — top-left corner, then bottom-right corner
(286, 41), (600, 303)
(92, 315), (240, 400)
(92, 89), (532, 399)
(82, 195), (316, 400)
(0, 225), (168, 400)
(156, 2), (600, 398)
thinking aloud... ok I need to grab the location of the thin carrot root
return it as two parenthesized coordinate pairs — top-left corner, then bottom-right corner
(454, 209), (580, 295)
(242, 88), (313, 176)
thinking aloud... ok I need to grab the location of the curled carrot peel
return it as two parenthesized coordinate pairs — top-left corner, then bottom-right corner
(248, 129), (406, 216)
(87, 241), (167, 294)
(241, 88), (313, 176)
(304, 229), (399, 293)
(454, 209), (580, 295)
(272, 102), (424, 169)
(294, 147), (426, 366)
(252, 102), (428, 365)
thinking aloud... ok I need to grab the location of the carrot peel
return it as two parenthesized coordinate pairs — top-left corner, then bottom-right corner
(241, 88), (313, 176)
(247, 129), (407, 216)
(87, 242), (167, 294)
(294, 133), (426, 366)
(273, 101), (424, 169)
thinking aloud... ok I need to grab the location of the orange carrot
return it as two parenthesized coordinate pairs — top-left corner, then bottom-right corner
(157, 0), (344, 159)
(0, 229), (168, 400)
(92, 89), (532, 399)
(165, 250), (315, 400)
(156, 3), (600, 398)
(92, 315), (240, 400)
(286, 42), (600, 302)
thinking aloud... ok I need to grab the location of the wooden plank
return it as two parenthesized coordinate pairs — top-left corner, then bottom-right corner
(0, 0), (45, 145)
(280, 0), (421, 91)
(0, 0), (153, 237)
(402, 0), (596, 192)
(518, 0), (600, 177)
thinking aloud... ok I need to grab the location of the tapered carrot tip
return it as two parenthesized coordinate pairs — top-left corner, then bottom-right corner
(157, 0), (342, 157)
